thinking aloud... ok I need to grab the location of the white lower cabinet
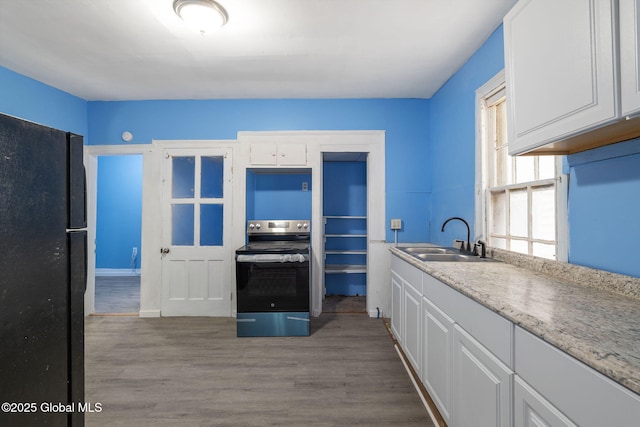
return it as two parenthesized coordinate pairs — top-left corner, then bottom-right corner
(453, 325), (513, 427)
(391, 254), (640, 427)
(514, 375), (577, 427)
(422, 295), (454, 424)
(403, 281), (422, 375)
(515, 326), (640, 427)
(390, 271), (403, 343)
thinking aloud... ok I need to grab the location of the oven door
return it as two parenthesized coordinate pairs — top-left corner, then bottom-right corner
(236, 257), (310, 313)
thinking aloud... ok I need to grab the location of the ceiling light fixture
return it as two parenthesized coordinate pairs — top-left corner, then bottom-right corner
(173, 0), (228, 34)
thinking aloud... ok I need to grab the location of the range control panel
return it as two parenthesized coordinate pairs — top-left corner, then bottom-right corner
(247, 220), (310, 235)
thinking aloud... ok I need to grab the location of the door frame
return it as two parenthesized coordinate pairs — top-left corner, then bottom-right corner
(236, 131), (386, 318)
(315, 141), (386, 318)
(84, 144), (151, 316)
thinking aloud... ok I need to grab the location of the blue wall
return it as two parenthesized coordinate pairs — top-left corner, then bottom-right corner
(428, 26), (506, 247)
(96, 155), (143, 269)
(88, 99), (431, 243)
(246, 171), (312, 221)
(323, 161), (368, 295)
(5, 22), (640, 279)
(425, 25), (640, 278)
(0, 66), (87, 138)
(323, 161), (367, 216)
(566, 140), (640, 277)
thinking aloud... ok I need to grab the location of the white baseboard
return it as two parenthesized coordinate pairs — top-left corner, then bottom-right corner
(95, 268), (140, 277)
(369, 309), (383, 318)
(139, 310), (161, 318)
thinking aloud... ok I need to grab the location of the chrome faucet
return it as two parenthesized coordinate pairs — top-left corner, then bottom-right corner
(441, 217), (471, 253)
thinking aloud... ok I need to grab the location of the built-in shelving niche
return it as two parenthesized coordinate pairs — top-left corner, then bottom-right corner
(322, 155), (367, 296)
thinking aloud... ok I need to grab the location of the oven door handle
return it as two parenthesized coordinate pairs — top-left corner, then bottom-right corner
(236, 254), (309, 263)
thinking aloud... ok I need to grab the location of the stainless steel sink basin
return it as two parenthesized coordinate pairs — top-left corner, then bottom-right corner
(398, 246), (493, 262)
(414, 253), (483, 262)
(402, 247), (458, 255)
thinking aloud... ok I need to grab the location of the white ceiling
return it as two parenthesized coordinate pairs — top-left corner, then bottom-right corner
(0, 0), (517, 101)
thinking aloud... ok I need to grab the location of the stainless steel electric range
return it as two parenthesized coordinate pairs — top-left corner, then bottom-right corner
(235, 220), (311, 337)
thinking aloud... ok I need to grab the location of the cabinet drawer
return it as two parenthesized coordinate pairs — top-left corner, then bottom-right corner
(515, 326), (640, 427)
(423, 273), (513, 367)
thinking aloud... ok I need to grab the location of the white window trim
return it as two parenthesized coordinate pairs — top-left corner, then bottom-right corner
(474, 70), (568, 261)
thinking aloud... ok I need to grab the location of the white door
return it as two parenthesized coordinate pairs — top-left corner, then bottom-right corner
(161, 148), (232, 316)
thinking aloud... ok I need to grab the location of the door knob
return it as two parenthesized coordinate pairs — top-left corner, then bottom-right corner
(160, 247), (170, 254)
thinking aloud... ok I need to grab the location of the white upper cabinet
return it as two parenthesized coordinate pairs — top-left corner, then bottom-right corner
(504, 0), (640, 155)
(249, 142), (307, 166)
(620, 0), (640, 117)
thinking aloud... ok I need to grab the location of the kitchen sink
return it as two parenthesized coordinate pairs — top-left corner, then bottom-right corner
(401, 247), (459, 255)
(398, 246), (493, 262)
(414, 253), (484, 262)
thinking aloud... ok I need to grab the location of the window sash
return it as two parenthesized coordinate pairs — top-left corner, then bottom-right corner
(485, 182), (557, 255)
(477, 74), (560, 260)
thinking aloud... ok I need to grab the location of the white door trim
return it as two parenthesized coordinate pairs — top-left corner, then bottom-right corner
(236, 131), (386, 318)
(84, 145), (151, 316)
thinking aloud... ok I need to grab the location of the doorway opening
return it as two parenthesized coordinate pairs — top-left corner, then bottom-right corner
(94, 154), (143, 315)
(322, 152), (368, 314)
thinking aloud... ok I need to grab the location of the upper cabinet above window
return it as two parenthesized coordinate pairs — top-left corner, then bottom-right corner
(504, 0), (640, 156)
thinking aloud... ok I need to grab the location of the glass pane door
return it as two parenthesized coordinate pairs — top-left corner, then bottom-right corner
(171, 155), (224, 247)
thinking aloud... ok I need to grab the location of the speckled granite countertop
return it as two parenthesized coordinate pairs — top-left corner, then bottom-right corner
(390, 245), (640, 395)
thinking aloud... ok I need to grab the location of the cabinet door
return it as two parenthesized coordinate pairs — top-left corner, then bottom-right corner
(504, 0), (617, 155)
(620, 0), (640, 117)
(403, 281), (421, 375)
(515, 326), (640, 427)
(278, 143), (307, 165)
(453, 325), (513, 427)
(249, 143), (277, 165)
(422, 296), (453, 425)
(514, 376), (577, 427)
(390, 272), (403, 343)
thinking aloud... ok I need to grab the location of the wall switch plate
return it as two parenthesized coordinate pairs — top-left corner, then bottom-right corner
(390, 219), (402, 230)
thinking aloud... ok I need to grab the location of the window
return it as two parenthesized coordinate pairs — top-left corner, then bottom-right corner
(476, 71), (567, 260)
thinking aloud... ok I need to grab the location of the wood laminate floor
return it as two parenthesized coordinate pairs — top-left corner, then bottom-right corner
(94, 276), (140, 314)
(85, 314), (434, 426)
(94, 277), (366, 315)
(322, 295), (367, 313)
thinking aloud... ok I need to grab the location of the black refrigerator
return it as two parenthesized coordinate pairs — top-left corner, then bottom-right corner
(0, 113), (86, 426)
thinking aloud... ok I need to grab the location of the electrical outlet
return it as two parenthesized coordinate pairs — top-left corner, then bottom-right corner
(390, 219), (402, 230)
(302, 182), (309, 191)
